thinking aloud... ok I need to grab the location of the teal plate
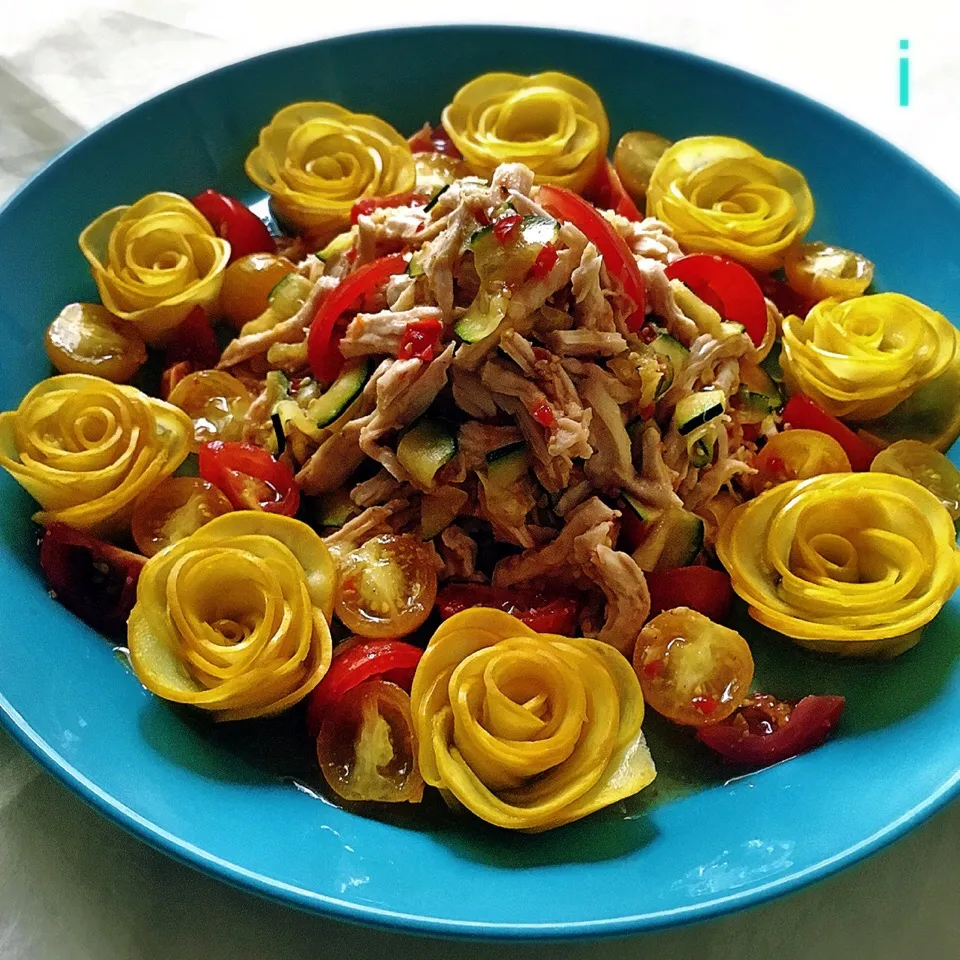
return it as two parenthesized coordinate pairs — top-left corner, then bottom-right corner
(0, 25), (958, 941)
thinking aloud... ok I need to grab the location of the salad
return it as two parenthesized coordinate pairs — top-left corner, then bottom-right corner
(4, 70), (960, 833)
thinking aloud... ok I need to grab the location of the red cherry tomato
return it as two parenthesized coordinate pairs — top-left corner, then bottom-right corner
(646, 566), (734, 622)
(538, 184), (646, 330)
(408, 123), (461, 159)
(749, 268), (817, 319)
(697, 693), (845, 766)
(350, 192), (418, 224)
(586, 158), (643, 221)
(398, 317), (443, 361)
(664, 254), (768, 346)
(164, 306), (219, 370)
(40, 523), (145, 634)
(308, 254), (408, 384)
(435, 583), (580, 636)
(190, 189), (275, 263)
(198, 440), (300, 516)
(305, 638), (424, 737)
(781, 394), (877, 471)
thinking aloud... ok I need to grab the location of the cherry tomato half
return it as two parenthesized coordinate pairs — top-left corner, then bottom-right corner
(697, 693), (845, 766)
(130, 477), (232, 557)
(435, 583), (580, 636)
(781, 394), (877, 471)
(164, 306), (219, 370)
(753, 428), (852, 489)
(613, 130), (672, 204)
(316, 679), (424, 803)
(634, 607), (753, 726)
(306, 638), (424, 737)
(39, 523), (145, 634)
(190, 189), (275, 263)
(219, 253), (296, 328)
(45, 302), (147, 383)
(408, 123), (461, 159)
(645, 566), (734, 623)
(586, 159), (642, 221)
(198, 440), (300, 516)
(664, 254), (768, 346)
(167, 370), (252, 448)
(870, 439), (960, 521)
(336, 534), (438, 638)
(784, 242), (874, 302)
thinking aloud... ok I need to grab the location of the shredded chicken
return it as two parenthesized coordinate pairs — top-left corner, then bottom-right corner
(439, 525), (483, 582)
(340, 307), (443, 358)
(543, 329), (628, 357)
(576, 544), (650, 657)
(323, 500), (409, 553)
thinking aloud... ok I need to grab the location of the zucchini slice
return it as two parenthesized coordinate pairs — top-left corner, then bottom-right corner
(631, 506), (705, 572)
(267, 273), (313, 318)
(396, 419), (457, 488)
(650, 330), (690, 368)
(314, 488), (357, 528)
(674, 388), (725, 436)
(485, 442), (529, 487)
(455, 288), (510, 343)
(306, 358), (371, 427)
(316, 228), (357, 262)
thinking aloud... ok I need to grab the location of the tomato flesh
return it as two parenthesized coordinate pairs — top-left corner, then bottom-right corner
(220, 253), (296, 328)
(646, 566), (734, 622)
(781, 394), (877, 471)
(130, 477), (232, 557)
(753, 428), (851, 488)
(44, 302), (147, 383)
(435, 584), (580, 636)
(198, 440), (300, 516)
(586, 158), (642, 221)
(190, 189), (275, 262)
(165, 306), (220, 370)
(167, 370), (251, 448)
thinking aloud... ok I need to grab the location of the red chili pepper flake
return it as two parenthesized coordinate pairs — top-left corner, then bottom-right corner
(765, 454), (787, 478)
(639, 324), (658, 344)
(742, 422), (761, 443)
(640, 404), (655, 420)
(398, 317), (443, 361)
(532, 346), (552, 363)
(530, 243), (559, 279)
(493, 213), (523, 245)
(692, 695), (718, 715)
(415, 222), (425, 234)
(345, 247), (358, 263)
(531, 400), (557, 428)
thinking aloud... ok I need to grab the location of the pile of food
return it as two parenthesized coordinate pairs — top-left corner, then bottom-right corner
(5, 70), (960, 833)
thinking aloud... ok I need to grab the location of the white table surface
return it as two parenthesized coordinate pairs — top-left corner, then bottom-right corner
(1, 3), (959, 957)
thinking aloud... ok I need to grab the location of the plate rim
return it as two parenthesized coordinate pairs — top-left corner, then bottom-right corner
(1, 23), (959, 941)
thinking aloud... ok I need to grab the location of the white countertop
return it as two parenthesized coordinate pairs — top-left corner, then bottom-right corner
(1, 2), (958, 957)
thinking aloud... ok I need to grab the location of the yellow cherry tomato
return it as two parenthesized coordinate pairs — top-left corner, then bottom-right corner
(634, 607), (754, 727)
(753, 429), (852, 488)
(414, 152), (469, 195)
(44, 302), (147, 383)
(167, 370), (251, 448)
(784, 241), (874, 301)
(871, 439), (960, 521)
(219, 253), (296, 329)
(613, 131), (672, 204)
(336, 534), (438, 638)
(130, 476), (232, 557)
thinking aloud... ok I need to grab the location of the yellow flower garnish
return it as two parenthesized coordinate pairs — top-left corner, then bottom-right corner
(0, 374), (191, 536)
(646, 136), (814, 270)
(781, 293), (958, 420)
(245, 102), (416, 240)
(78, 192), (230, 345)
(717, 473), (960, 658)
(441, 72), (609, 193)
(410, 608), (655, 831)
(128, 512), (335, 721)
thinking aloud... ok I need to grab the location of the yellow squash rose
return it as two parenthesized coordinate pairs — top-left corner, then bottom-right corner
(79, 192), (230, 345)
(646, 135), (814, 270)
(245, 101), (415, 239)
(128, 513), (335, 721)
(717, 473), (960, 657)
(781, 293), (958, 421)
(441, 72), (609, 193)
(410, 608), (656, 831)
(0, 374), (191, 536)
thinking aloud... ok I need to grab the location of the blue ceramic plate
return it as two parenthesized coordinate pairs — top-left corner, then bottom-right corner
(0, 25), (958, 941)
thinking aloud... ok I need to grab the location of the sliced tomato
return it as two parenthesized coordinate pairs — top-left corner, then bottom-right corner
(305, 638), (424, 737)
(586, 158), (642, 221)
(665, 254), (768, 346)
(350, 192), (418, 224)
(538, 184), (646, 330)
(40, 523), (145, 634)
(198, 440), (299, 516)
(781, 394), (878, 471)
(408, 123), (461, 159)
(697, 693), (845, 766)
(646, 566), (734, 622)
(398, 317), (443, 361)
(749, 268), (817, 319)
(190, 189), (275, 262)
(308, 254), (408, 384)
(164, 306), (219, 370)
(436, 583), (580, 636)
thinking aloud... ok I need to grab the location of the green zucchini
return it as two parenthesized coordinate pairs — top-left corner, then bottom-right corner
(316, 228), (356, 262)
(760, 339), (785, 384)
(267, 273), (313, 318)
(485, 442), (529, 487)
(688, 432), (716, 468)
(674, 388), (725, 436)
(407, 253), (425, 277)
(621, 493), (652, 523)
(306, 358), (371, 426)
(396, 419), (457, 488)
(631, 506), (705, 572)
(423, 183), (450, 213)
(650, 330), (689, 368)
(455, 288), (510, 343)
(314, 488), (357, 528)
(420, 488), (468, 540)
(720, 321), (747, 338)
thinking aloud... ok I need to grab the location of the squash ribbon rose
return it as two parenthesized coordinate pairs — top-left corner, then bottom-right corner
(646, 136), (814, 270)
(717, 473), (960, 657)
(441, 72), (609, 193)
(128, 513), (335, 721)
(0, 374), (191, 536)
(781, 293), (958, 421)
(410, 608), (656, 831)
(79, 192), (231, 345)
(245, 102), (416, 240)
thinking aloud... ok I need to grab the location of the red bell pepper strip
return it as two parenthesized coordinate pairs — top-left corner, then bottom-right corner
(190, 189), (275, 263)
(198, 440), (300, 516)
(697, 693), (845, 766)
(749, 268), (816, 319)
(538, 184), (646, 331)
(436, 584), (580, 636)
(665, 254), (768, 346)
(305, 638), (424, 737)
(308, 254), (408, 384)
(646, 566), (734, 623)
(586, 159), (643, 222)
(781, 394), (877, 471)
(164, 306), (219, 370)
